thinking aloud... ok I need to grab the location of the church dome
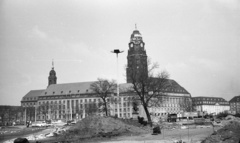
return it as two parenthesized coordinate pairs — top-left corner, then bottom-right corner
(131, 30), (142, 39)
(49, 68), (56, 75)
(48, 65), (57, 86)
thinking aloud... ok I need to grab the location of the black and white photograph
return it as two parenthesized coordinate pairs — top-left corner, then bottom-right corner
(0, 0), (240, 143)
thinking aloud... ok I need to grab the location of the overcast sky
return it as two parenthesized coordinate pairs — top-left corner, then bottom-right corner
(0, 0), (240, 106)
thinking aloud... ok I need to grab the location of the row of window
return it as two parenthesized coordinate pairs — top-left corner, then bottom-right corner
(115, 108), (131, 112)
(45, 89), (90, 95)
(193, 98), (225, 101)
(38, 97), (133, 106)
(23, 98), (190, 109)
(22, 102), (36, 106)
(38, 112), (131, 120)
(230, 103), (240, 105)
(194, 101), (229, 105)
(23, 97), (37, 101)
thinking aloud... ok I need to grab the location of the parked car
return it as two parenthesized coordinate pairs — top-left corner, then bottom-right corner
(45, 120), (53, 127)
(167, 114), (177, 122)
(31, 121), (48, 127)
(67, 120), (77, 125)
(52, 120), (67, 126)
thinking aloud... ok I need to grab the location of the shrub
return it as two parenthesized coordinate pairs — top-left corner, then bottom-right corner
(234, 113), (240, 118)
(137, 116), (148, 126)
(216, 112), (229, 119)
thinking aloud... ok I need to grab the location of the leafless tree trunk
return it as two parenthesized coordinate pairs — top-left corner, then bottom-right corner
(128, 59), (170, 126)
(179, 96), (193, 112)
(90, 78), (117, 116)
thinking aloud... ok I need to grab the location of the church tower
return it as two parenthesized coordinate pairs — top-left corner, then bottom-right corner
(126, 27), (148, 83)
(48, 60), (57, 86)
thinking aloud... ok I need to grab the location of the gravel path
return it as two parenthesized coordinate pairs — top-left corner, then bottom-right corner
(100, 127), (219, 143)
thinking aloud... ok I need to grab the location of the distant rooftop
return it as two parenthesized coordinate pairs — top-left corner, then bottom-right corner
(229, 95), (240, 102)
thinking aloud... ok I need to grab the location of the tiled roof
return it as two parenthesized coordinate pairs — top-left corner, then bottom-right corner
(119, 79), (190, 94)
(22, 89), (45, 101)
(24, 79), (190, 98)
(192, 96), (229, 106)
(40, 81), (96, 96)
(229, 95), (240, 102)
(164, 79), (190, 94)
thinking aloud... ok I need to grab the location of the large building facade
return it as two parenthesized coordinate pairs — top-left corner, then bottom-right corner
(229, 95), (240, 114)
(192, 97), (230, 115)
(21, 28), (191, 121)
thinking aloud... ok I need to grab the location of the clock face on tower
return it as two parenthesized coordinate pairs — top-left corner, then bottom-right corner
(135, 40), (140, 44)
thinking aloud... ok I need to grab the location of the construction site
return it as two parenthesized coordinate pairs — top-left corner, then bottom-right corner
(1, 113), (240, 143)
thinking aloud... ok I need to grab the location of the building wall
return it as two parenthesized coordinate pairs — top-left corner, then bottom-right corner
(22, 93), (192, 121)
(229, 96), (240, 114)
(201, 105), (230, 114)
(230, 102), (240, 114)
(193, 97), (230, 115)
(35, 95), (133, 121)
(138, 94), (191, 120)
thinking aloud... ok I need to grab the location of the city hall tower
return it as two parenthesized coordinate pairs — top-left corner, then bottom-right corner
(126, 27), (148, 83)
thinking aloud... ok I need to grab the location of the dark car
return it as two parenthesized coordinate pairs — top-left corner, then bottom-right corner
(167, 114), (177, 122)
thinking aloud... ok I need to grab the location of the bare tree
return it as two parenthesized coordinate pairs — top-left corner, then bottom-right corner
(128, 59), (170, 126)
(37, 102), (49, 120)
(90, 78), (117, 116)
(0, 106), (26, 125)
(25, 107), (35, 121)
(37, 102), (64, 120)
(179, 96), (193, 112)
(85, 102), (99, 116)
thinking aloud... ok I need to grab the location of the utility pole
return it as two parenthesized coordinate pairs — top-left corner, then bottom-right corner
(111, 49), (124, 118)
(25, 108), (27, 125)
(35, 105), (37, 122)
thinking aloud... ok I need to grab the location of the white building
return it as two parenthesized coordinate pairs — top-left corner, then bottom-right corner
(192, 97), (230, 115)
(229, 95), (240, 114)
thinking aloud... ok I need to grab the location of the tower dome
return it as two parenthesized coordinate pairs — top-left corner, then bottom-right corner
(48, 60), (57, 86)
(49, 67), (56, 76)
(130, 30), (142, 39)
(130, 24), (143, 43)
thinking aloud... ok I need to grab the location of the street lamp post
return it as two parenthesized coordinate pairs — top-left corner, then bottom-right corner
(35, 105), (37, 122)
(25, 107), (27, 125)
(111, 49), (124, 118)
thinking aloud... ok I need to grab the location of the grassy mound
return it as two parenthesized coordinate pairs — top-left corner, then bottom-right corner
(65, 116), (148, 139)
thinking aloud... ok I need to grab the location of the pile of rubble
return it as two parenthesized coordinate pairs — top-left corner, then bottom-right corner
(3, 127), (66, 143)
(202, 115), (240, 143)
(66, 116), (149, 139)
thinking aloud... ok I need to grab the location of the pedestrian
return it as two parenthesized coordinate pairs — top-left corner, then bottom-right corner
(26, 121), (29, 128)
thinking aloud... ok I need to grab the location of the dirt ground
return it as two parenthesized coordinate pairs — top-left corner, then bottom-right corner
(99, 127), (218, 143)
(0, 127), (218, 143)
(0, 126), (56, 143)
(3, 115), (234, 143)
